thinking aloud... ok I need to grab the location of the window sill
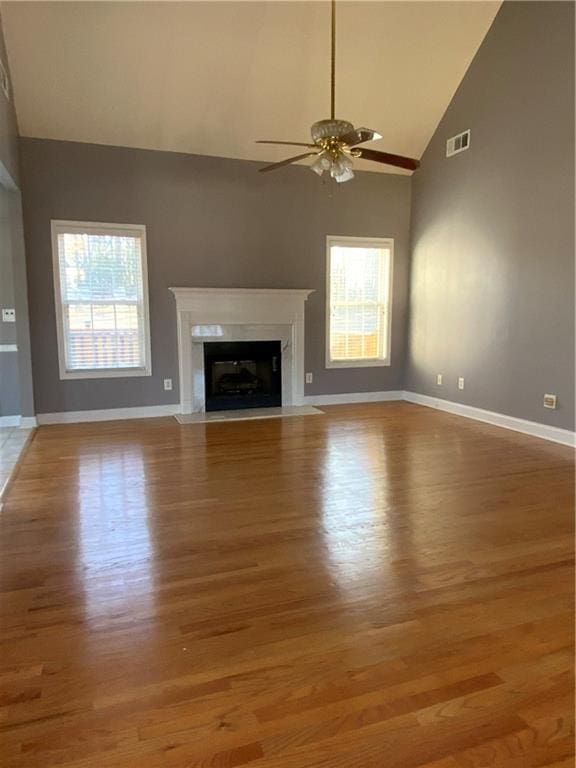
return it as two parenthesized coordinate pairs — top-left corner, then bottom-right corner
(326, 358), (391, 369)
(59, 366), (152, 381)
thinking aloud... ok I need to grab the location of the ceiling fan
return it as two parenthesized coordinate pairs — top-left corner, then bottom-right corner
(256, 0), (420, 183)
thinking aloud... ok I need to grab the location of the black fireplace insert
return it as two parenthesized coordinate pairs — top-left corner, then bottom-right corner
(203, 341), (282, 412)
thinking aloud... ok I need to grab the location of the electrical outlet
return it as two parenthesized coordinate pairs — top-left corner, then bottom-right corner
(458, 377), (465, 390)
(543, 393), (557, 409)
(305, 372), (313, 384)
(436, 373), (443, 386)
(2, 308), (15, 323)
(163, 378), (173, 391)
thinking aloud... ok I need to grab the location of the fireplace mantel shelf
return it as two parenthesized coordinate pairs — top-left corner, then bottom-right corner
(170, 287), (314, 299)
(170, 287), (315, 414)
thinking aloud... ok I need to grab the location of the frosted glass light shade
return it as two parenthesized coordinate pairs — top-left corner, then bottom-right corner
(310, 151), (335, 176)
(309, 150), (355, 183)
(334, 167), (354, 183)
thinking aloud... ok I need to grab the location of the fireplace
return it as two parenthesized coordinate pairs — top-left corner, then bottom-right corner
(203, 341), (282, 411)
(169, 288), (313, 413)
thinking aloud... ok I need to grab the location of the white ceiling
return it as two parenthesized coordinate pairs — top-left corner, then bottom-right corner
(2, 1), (500, 174)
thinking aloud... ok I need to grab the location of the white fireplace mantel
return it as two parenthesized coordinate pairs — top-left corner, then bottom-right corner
(169, 287), (314, 413)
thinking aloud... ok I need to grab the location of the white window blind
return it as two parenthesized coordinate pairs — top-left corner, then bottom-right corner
(52, 222), (151, 379)
(327, 238), (392, 367)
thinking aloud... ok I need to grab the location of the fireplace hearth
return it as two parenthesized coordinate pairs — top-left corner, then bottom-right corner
(203, 341), (282, 411)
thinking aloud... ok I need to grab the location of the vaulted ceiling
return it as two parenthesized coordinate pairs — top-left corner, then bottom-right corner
(2, 1), (500, 173)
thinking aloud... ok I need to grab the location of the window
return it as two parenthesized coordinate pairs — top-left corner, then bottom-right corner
(326, 236), (393, 368)
(51, 221), (151, 379)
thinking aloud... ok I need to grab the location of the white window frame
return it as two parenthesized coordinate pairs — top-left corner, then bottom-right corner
(51, 220), (152, 380)
(325, 235), (394, 369)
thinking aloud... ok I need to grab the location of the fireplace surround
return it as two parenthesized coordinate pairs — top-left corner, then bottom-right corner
(169, 288), (314, 414)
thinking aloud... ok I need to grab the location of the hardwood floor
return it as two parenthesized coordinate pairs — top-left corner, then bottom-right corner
(0, 402), (573, 767)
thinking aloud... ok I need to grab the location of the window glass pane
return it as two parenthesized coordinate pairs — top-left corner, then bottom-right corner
(331, 247), (381, 305)
(68, 304), (92, 331)
(115, 305), (139, 330)
(329, 242), (390, 363)
(59, 233), (142, 303)
(56, 228), (147, 372)
(92, 304), (116, 330)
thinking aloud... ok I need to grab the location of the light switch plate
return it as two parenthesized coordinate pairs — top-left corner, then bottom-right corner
(2, 308), (15, 323)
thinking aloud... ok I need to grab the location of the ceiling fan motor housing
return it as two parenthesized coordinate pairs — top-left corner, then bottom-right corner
(311, 119), (354, 143)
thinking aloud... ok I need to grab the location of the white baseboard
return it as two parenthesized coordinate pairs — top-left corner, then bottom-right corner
(305, 390), (403, 406)
(29, 392), (576, 447)
(35, 394), (404, 424)
(37, 395), (403, 424)
(0, 415), (37, 428)
(0, 415), (21, 428)
(403, 391), (575, 448)
(37, 404), (179, 425)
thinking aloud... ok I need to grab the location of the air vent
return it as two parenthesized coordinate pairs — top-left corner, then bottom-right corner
(0, 58), (9, 100)
(446, 129), (470, 157)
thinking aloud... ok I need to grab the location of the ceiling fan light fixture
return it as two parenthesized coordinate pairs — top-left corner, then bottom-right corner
(334, 167), (355, 183)
(338, 153), (354, 170)
(310, 151), (332, 176)
(310, 150), (354, 182)
(330, 152), (354, 183)
(330, 154), (355, 183)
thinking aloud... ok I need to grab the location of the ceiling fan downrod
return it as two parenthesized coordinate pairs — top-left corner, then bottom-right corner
(331, 0), (336, 120)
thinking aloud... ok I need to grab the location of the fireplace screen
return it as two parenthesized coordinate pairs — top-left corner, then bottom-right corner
(203, 341), (282, 411)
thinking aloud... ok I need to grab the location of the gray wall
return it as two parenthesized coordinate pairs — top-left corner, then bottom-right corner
(0, 8), (19, 418)
(406, 1), (575, 430)
(0, 8), (34, 418)
(20, 139), (412, 414)
(0, 9), (18, 185)
(0, 187), (34, 418)
(9, 189), (35, 417)
(0, 183), (16, 345)
(0, 185), (20, 416)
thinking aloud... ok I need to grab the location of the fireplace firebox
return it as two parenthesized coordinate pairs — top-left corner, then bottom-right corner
(203, 341), (282, 412)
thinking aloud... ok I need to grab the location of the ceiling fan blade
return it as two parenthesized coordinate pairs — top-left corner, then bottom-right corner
(339, 127), (382, 146)
(259, 151), (319, 173)
(355, 147), (420, 171)
(256, 140), (317, 148)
